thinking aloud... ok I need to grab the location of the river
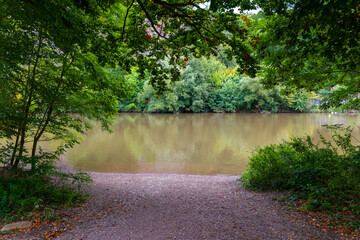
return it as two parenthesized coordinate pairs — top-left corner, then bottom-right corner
(65, 113), (360, 175)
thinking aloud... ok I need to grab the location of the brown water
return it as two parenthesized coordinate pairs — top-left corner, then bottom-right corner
(65, 113), (360, 175)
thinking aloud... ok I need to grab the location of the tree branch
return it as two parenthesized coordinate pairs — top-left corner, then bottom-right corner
(153, 0), (195, 8)
(121, 0), (135, 40)
(136, 0), (167, 38)
(153, 1), (210, 41)
(153, 0), (226, 45)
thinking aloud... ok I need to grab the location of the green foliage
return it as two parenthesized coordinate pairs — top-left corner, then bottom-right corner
(247, 1), (360, 110)
(121, 56), (314, 113)
(0, 0), (130, 172)
(175, 58), (217, 112)
(209, 78), (242, 112)
(209, 73), (313, 113)
(111, 0), (258, 89)
(138, 80), (179, 113)
(0, 169), (91, 219)
(241, 125), (360, 228)
(118, 67), (147, 111)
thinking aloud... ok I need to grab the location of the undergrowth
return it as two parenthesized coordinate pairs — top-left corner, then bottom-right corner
(241, 124), (360, 231)
(0, 166), (91, 224)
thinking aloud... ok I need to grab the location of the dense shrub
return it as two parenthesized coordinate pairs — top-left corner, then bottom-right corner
(241, 125), (360, 227)
(119, 56), (315, 113)
(0, 168), (91, 221)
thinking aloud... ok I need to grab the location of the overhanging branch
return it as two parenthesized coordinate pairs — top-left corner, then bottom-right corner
(121, 0), (135, 40)
(136, 0), (167, 38)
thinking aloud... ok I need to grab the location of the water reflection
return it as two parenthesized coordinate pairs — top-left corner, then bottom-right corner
(65, 113), (360, 175)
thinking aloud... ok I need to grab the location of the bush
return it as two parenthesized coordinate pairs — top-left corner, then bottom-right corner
(241, 125), (360, 228)
(0, 168), (91, 221)
(119, 55), (316, 113)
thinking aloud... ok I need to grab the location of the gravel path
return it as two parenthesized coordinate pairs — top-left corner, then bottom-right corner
(9, 173), (347, 239)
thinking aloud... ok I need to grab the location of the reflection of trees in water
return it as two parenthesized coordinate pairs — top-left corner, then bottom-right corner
(66, 120), (141, 173)
(65, 113), (360, 174)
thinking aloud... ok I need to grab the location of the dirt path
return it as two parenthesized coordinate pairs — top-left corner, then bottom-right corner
(10, 173), (347, 239)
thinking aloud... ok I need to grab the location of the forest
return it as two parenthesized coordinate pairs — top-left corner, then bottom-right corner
(0, 0), (359, 236)
(117, 55), (318, 113)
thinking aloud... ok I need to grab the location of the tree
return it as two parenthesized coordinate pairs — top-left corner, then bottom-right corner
(127, 0), (258, 81)
(248, 0), (360, 109)
(0, 0), (258, 171)
(0, 0), (129, 170)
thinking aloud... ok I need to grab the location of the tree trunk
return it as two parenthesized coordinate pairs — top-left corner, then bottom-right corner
(31, 102), (55, 171)
(13, 127), (26, 169)
(9, 133), (20, 168)
(13, 31), (43, 169)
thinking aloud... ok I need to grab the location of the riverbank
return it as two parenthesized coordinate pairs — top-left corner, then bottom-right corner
(3, 172), (352, 239)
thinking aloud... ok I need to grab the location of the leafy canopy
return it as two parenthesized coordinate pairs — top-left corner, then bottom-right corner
(0, 0), (258, 170)
(248, 0), (360, 109)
